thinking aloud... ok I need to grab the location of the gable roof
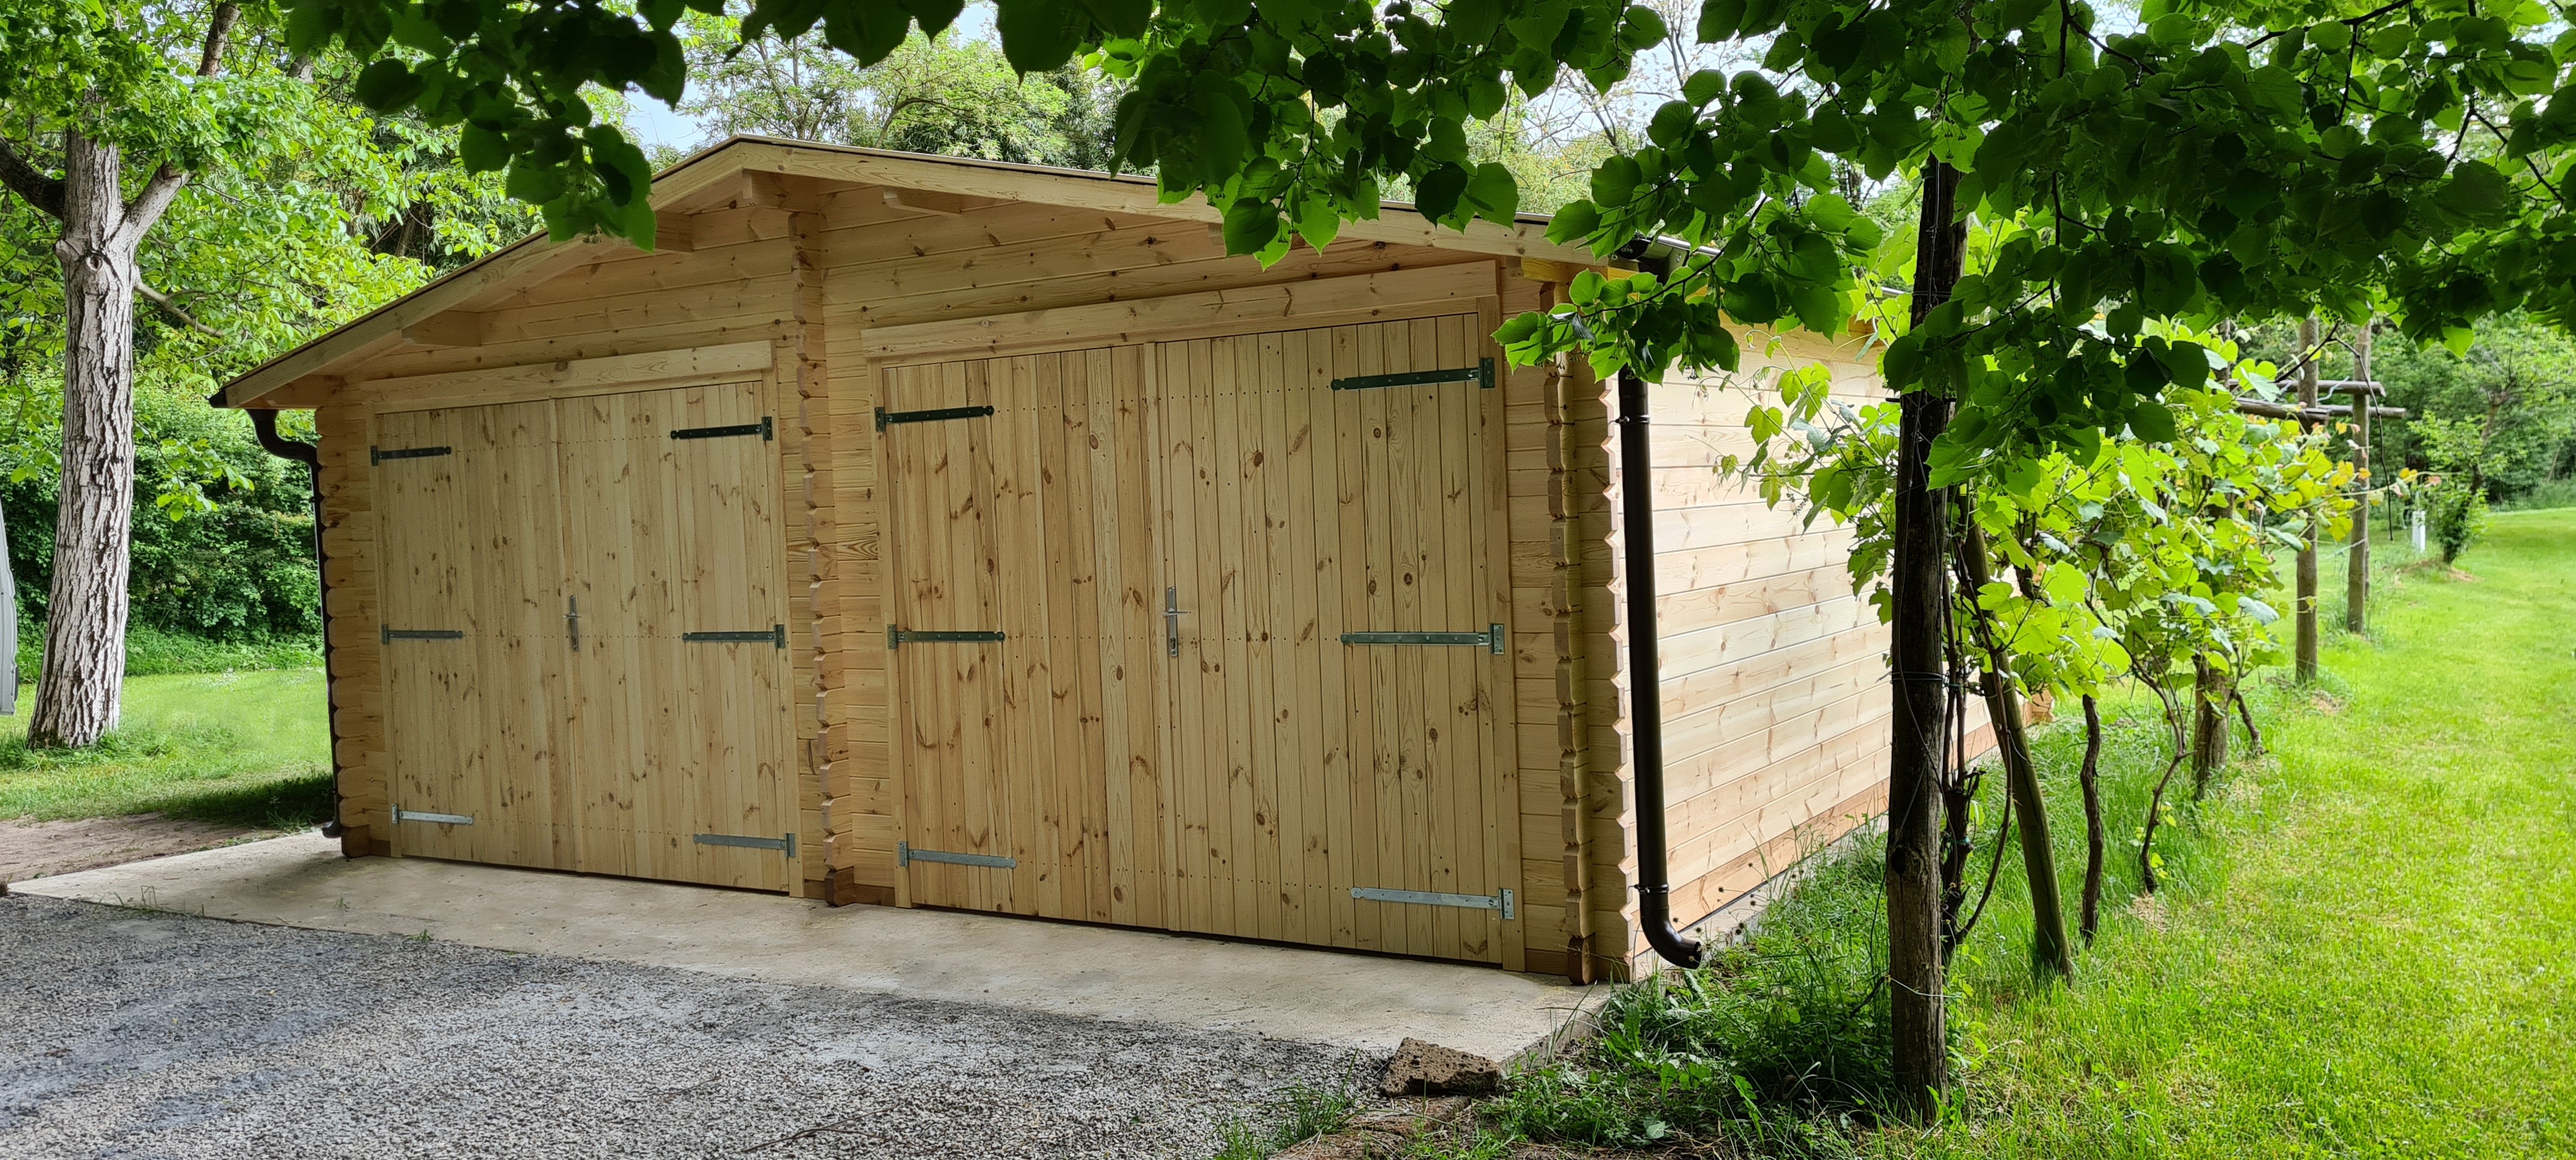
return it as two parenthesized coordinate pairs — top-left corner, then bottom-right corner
(216, 135), (1602, 408)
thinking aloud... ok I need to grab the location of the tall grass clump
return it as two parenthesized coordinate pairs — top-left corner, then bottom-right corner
(1482, 839), (1895, 1156)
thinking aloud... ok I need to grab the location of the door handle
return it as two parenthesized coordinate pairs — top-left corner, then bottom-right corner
(565, 596), (581, 652)
(1165, 587), (1186, 658)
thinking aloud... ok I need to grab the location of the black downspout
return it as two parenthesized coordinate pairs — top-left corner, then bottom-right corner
(245, 406), (345, 840)
(1616, 245), (1704, 970)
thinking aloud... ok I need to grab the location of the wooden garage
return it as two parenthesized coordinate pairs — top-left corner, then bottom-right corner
(217, 138), (1912, 981)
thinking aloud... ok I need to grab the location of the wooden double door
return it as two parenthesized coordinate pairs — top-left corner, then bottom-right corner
(882, 316), (1513, 963)
(372, 379), (799, 891)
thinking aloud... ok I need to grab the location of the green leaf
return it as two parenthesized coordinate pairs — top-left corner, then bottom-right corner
(1294, 195), (1341, 252)
(1464, 162), (1520, 223)
(353, 59), (427, 112)
(1222, 199), (1280, 254)
(995, 0), (1086, 72)
(2436, 160), (2512, 221)
(505, 158), (569, 206)
(1078, 0), (1149, 37)
(824, 0), (913, 66)
(460, 123), (510, 174)
(1590, 155), (1641, 208)
(1416, 165), (1471, 224)
(1546, 199), (1602, 245)
(1697, 0), (1745, 43)
(1446, 0), (1503, 42)
(2129, 397), (2178, 443)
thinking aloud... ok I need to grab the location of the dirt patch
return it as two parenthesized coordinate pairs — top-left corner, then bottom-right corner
(0, 814), (270, 885)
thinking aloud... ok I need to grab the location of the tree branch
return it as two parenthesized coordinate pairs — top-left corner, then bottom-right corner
(0, 137), (65, 220)
(137, 280), (226, 342)
(116, 2), (241, 245)
(198, 2), (243, 78)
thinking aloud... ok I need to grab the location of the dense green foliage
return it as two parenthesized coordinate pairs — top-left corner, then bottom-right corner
(1, 4), (532, 678)
(1, 387), (321, 647)
(668, 8), (1124, 169)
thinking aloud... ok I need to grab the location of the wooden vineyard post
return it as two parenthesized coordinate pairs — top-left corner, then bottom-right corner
(2296, 314), (2320, 682)
(2345, 319), (2372, 636)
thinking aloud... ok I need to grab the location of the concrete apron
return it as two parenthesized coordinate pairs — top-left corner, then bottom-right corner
(12, 834), (1602, 1064)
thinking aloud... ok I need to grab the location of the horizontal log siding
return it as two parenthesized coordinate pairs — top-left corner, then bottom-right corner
(1634, 328), (1893, 966)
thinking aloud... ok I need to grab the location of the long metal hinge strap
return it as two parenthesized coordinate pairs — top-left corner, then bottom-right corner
(897, 841), (1015, 869)
(1351, 886), (1515, 919)
(1340, 624), (1506, 655)
(1330, 359), (1494, 392)
(875, 404), (995, 432)
(371, 445), (452, 465)
(682, 625), (786, 648)
(694, 832), (795, 857)
(671, 416), (773, 441)
(393, 805), (475, 826)
(887, 627), (1006, 650)
(382, 626), (466, 643)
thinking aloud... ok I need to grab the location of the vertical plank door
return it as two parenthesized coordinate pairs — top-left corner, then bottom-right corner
(1158, 316), (1510, 963)
(881, 348), (1163, 922)
(556, 380), (799, 891)
(373, 401), (573, 869)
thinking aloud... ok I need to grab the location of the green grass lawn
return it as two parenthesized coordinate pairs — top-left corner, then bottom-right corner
(1904, 508), (2576, 1159)
(1367, 508), (2576, 1160)
(0, 668), (333, 829)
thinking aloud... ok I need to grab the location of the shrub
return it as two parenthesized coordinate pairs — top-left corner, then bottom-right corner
(2426, 480), (2489, 563)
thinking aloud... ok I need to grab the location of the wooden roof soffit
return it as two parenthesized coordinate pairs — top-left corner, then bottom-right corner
(216, 144), (770, 409)
(749, 140), (1600, 266)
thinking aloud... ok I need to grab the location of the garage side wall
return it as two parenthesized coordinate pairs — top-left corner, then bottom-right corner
(1644, 330), (1895, 950)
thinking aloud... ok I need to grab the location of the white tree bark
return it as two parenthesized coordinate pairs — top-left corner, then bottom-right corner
(29, 131), (144, 747)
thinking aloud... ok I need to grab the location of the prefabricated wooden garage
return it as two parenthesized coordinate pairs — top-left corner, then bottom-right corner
(217, 137), (1910, 981)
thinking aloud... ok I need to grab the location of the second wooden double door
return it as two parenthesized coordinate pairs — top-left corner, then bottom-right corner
(372, 379), (799, 892)
(883, 315), (1512, 963)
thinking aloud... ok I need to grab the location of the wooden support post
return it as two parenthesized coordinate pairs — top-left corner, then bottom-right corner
(2296, 315), (2320, 682)
(2346, 321), (2372, 636)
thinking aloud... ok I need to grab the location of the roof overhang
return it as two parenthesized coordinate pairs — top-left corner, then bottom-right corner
(216, 135), (1606, 409)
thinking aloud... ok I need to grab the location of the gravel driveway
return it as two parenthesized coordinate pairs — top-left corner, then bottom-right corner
(0, 895), (1362, 1159)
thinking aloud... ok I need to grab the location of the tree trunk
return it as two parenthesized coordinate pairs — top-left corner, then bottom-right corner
(2190, 656), (2230, 800)
(2139, 678), (2189, 894)
(2295, 315), (2320, 682)
(1887, 158), (1966, 1120)
(2232, 687), (2265, 758)
(2078, 694), (2104, 943)
(1955, 519), (2073, 977)
(29, 131), (141, 749)
(2345, 319), (2372, 635)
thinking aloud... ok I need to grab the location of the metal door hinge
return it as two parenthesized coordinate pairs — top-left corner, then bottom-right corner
(694, 832), (795, 857)
(1330, 359), (1494, 392)
(886, 626), (1006, 650)
(898, 841), (1015, 869)
(1164, 587), (1185, 658)
(393, 805), (475, 826)
(875, 404), (995, 432)
(1351, 886), (1515, 919)
(671, 417), (772, 441)
(371, 445), (452, 465)
(382, 625), (465, 643)
(683, 625), (786, 648)
(1341, 623), (1506, 654)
